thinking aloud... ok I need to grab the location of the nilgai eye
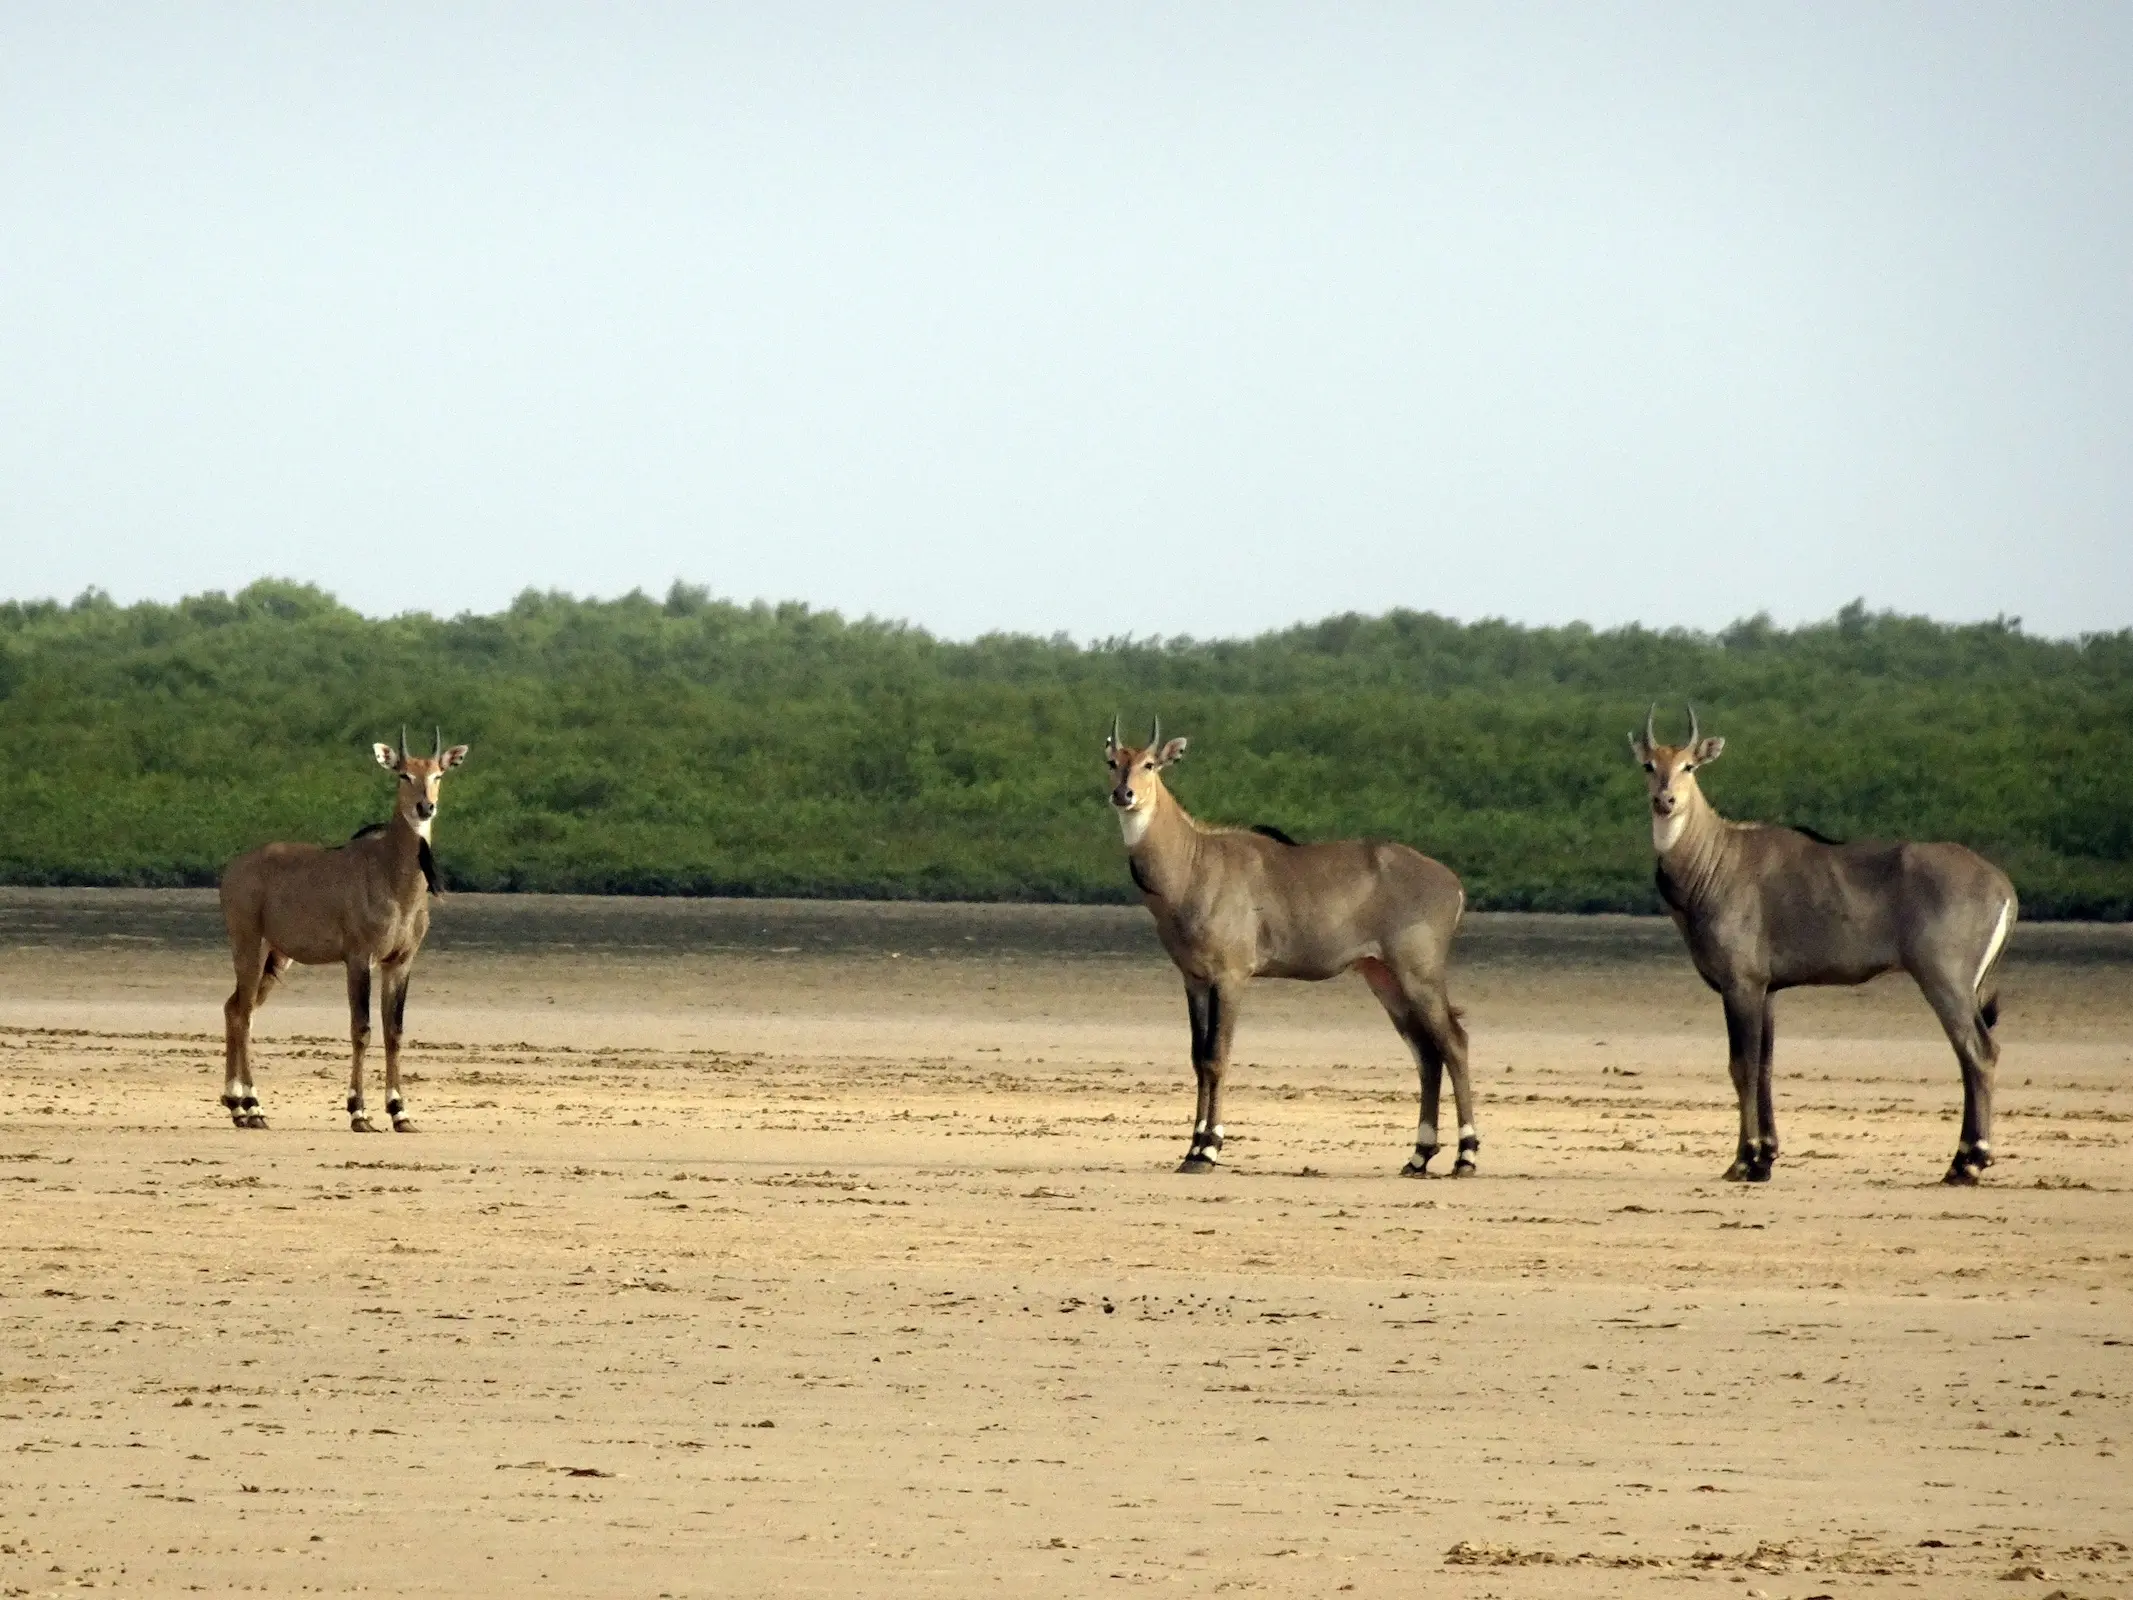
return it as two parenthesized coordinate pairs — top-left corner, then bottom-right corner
(1642, 762), (1655, 773)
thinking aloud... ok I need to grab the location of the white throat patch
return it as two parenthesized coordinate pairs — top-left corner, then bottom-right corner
(415, 816), (434, 842)
(1116, 806), (1152, 848)
(1651, 808), (1687, 853)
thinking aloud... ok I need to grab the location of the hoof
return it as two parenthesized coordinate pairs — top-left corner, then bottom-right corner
(1177, 1155), (1220, 1174)
(1399, 1160), (1433, 1178)
(1451, 1159), (1477, 1178)
(1942, 1161), (1981, 1187)
(241, 1113), (268, 1130)
(1745, 1165), (1772, 1184)
(350, 1116), (381, 1133)
(1722, 1160), (1752, 1182)
(392, 1118), (419, 1133)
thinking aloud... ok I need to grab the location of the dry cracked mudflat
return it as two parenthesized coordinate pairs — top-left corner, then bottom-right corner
(0, 891), (2128, 1598)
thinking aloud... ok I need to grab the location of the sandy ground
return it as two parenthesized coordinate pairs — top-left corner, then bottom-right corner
(0, 890), (2128, 1599)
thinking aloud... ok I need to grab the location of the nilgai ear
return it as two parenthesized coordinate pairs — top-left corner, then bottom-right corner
(440, 744), (471, 770)
(1154, 737), (1189, 768)
(1692, 735), (1725, 764)
(372, 743), (401, 771)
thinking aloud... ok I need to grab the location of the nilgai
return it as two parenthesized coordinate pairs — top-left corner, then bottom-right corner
(1106, 717), (1474, 1174)
(217, 728), (470, 1131)
(1631, 707), (2016, 1184)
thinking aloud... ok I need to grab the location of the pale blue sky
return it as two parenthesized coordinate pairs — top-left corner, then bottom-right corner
(3, 4), (2127, 638)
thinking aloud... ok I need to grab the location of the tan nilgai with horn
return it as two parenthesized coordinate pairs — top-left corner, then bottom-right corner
(1631, 706), (2017, 1185)
(217, 727), (469, 1132)
(1106, 717), (1475, 1174)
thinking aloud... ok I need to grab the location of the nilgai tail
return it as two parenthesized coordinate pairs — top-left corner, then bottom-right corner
(1106, 716), (1474, 1175)
(217, 726), (470, 1131)
(1631, 706), (2016, 1185)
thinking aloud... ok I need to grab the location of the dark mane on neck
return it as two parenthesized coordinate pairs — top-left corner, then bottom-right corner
(347, 820), (442, 894)
(1250, 824), (1300, 846)
(1790, 823), (1846, 846)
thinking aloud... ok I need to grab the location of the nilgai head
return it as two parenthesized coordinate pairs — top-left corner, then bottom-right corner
(371, 726), (471, 837)
(1104, 715), (1190, 818)
(1628, 705), (1724, 841)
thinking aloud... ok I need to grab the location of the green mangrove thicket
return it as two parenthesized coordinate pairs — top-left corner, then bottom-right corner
(1, 581), (2127, 916)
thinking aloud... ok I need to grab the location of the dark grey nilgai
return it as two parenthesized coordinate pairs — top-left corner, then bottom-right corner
(1630, 707), (2016, 1185)
(217, 728), (469, 1131)
(1106, 717), (1474, 1174)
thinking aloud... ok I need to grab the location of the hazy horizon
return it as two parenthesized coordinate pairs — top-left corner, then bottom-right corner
(6, 5), (2128, 641)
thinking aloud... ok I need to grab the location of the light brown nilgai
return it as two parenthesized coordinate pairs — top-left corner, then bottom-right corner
(1631, 707), (2016, 1185)
(217, 727), (470, 1131)
(1106, 717), (1474, 1174)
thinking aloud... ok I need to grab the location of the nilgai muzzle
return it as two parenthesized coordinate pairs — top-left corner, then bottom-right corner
(1106, 717), (1474, 1174)
(1630, 707), (2016, 1185)
(217, 727), (470, 1131)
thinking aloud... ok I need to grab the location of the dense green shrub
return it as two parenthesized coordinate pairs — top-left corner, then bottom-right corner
(1, 581), (2127, 916)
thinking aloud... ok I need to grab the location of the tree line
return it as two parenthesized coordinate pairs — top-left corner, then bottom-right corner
(1, 580), (2127, 916)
